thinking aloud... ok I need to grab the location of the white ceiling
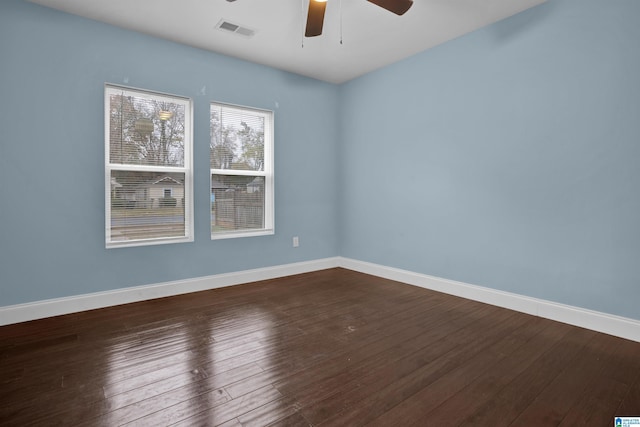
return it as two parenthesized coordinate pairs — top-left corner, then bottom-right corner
(28, 0), (546, 84)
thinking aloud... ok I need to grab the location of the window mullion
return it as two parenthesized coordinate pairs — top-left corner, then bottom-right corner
(109, 164), (188, 173)
(210, 169), (267, 177)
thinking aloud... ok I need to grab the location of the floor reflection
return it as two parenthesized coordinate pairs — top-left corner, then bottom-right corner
(100, 299), (288, 425)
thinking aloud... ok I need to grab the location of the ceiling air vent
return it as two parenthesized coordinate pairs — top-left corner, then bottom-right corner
(216, 19), (256, 38)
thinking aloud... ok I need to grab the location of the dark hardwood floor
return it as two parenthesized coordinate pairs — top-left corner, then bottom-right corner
(1, 268), (639, 426)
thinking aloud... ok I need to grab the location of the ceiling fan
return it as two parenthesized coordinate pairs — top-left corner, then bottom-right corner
(305, 0), (414, 37)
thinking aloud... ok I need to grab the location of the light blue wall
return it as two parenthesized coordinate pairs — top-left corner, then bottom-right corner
(0, 0), (340, 305)
(2, 0), (638, 322)
(340, 0), (640, 320)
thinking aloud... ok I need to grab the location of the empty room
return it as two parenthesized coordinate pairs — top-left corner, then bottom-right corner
(1, 0), (639, 425)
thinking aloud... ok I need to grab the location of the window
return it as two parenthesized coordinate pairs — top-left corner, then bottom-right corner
(210, 102), (274, 239)
(105, 85), (193, 248)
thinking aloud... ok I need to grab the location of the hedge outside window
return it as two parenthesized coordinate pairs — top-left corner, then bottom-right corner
(210, 102), (274, 239)
(105, 85), (193, 248)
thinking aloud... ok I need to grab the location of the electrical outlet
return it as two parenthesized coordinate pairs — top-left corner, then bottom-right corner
(293, 236), (299, 247)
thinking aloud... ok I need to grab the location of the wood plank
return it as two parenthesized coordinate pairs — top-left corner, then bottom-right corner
(226, 298), (481, 400)
(166, 385), (283, 427)
(457, 326), (597, 426)
(0, 268), (638, 426)
(616, 375), (640, 417)
(315, 308), (531, 426)
(291, 303), (501, 423)
(93, 383), (230, 425)
(104, 362), (262, 413)
(403, 318), (572, 426)
(558, 338), (640, 426)
(266, 412), (312, 427)
(509, 333), (624, 427)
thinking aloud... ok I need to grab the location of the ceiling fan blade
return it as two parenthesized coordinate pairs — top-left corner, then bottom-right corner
(305, 0), (327, 37)
(367, 0), (413, 15)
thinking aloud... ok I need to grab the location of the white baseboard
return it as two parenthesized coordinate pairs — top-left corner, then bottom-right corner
(2, 256), (639, 343)
(339, 257), (640, 343)
(0, 257), (341, 326)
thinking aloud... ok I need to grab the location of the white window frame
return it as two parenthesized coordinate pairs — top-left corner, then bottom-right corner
(105, 84), (194, 248)
(210, 102), (274, 240)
